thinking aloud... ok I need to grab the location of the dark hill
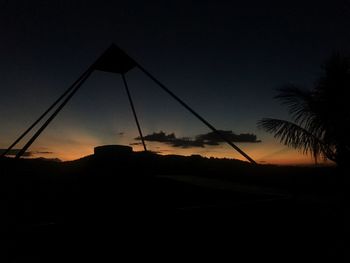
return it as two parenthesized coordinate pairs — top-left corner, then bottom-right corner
(0, 152), (343, 262)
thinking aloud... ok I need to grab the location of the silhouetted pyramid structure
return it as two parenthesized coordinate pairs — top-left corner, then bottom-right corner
(2, 43), (256, 164)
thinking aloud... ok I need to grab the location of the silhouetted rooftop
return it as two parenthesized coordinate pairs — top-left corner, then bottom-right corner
(94, 145), (133, 158)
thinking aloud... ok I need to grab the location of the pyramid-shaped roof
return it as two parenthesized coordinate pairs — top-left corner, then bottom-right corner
(94, 44), (136, 74)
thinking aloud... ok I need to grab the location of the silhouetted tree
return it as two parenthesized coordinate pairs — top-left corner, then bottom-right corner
(258, 54), (350, 167)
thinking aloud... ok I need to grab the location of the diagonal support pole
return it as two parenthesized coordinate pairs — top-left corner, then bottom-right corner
(15, 69), (94, 159)
(121, 73), (147, 151)
(1, 69), (92, 158)
(134, 63), (257, 164)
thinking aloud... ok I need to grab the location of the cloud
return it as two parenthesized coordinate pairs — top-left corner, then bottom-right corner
(138, 131), (176, 143)
(129, 142), (142, 146)
(170, 138), (205, 148)
(196, 130), (261, 144)
(135, 131), (201, 148)
(33, 151), (54, 154)
(0, 149), (32, 157)
(135, 131), (199, 148)
(135, 130), (261, 148)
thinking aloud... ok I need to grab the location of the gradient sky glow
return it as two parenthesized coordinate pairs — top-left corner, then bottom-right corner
(1, 0), (349, 164)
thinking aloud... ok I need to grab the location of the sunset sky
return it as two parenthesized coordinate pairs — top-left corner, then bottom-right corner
(0, 1), (349, 164)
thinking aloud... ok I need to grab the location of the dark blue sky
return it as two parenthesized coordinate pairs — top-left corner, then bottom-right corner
(0, 0), (349, 163)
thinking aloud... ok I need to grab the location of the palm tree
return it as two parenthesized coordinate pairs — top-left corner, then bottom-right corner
(258, 54), (350, 167)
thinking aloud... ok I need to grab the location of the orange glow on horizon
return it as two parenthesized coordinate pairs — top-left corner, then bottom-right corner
(30, 138), (332, 166)
(18, 127), (332, 166)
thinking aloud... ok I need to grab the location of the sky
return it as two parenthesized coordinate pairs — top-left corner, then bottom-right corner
(0, 0), (349, 164)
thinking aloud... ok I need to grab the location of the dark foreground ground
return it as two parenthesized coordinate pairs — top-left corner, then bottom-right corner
(0, 152), (346, 262)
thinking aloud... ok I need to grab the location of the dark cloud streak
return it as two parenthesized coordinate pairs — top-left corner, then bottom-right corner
(0, 149), (32, 157)
(196, 130), (261, 144)
(135, 130), (261, 148)
(33, 151), (54, 154)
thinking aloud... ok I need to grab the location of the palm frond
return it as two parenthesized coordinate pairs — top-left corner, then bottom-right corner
(275, 86), (328, 142)
(257, 118), (332, 161)
(275, 85), (315, 125)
